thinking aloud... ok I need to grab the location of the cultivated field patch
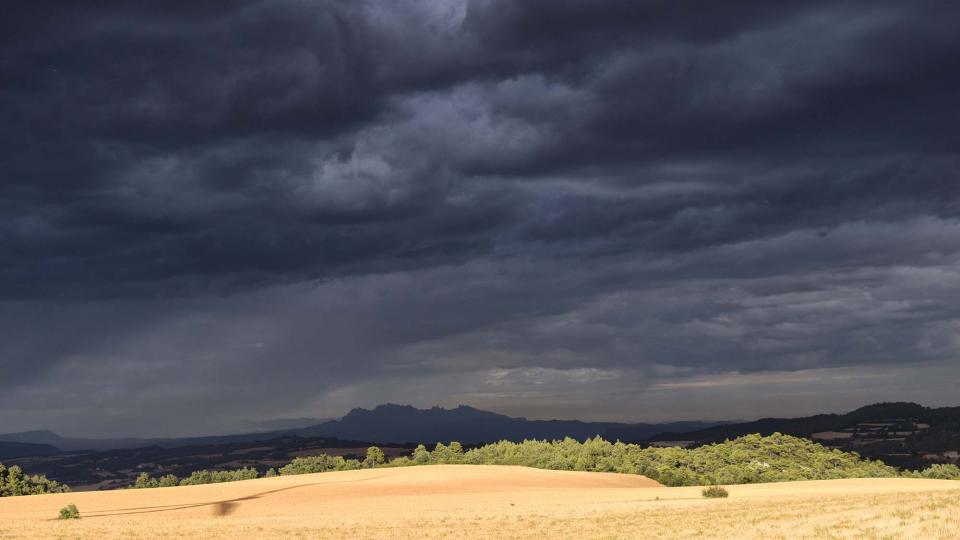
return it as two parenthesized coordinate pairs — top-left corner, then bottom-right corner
(0, 465), (957, 539)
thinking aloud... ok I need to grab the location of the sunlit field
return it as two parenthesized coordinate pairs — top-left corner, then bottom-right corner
(0, 465), (957, 539)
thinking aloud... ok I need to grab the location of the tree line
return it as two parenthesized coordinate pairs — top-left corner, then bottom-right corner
(0, 463), (69, 496)
(2, 433), (958, 496)
(128, 433), (960, 489)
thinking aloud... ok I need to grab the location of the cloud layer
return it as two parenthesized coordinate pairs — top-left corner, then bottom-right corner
(2, 1), (959, 436)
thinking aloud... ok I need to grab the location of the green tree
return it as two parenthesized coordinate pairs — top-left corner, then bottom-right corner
(157, 474), (180, 487)
(429, 442), (465, 463)
(364, 446), (386, 468)
(431, 442), (451, 462)
(280, 455), (361, 475)
(132, 472), (157, 489)
(179, 467), (258, 485)
(916, 463), (960, 480)
(412, 444), (431, 464)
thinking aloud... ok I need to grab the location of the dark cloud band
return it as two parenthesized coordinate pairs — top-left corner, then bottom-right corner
(1, 0), (958, 435)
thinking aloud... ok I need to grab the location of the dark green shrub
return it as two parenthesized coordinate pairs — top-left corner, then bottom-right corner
(702, 485), (729, 498)
(57, 504), (80, 519)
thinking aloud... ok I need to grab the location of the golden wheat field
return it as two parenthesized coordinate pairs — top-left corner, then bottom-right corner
(0, 465), (958, 539)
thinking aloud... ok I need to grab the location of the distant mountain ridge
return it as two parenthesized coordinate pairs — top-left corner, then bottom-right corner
(0, 430), (152, 453)
(3, 402), (959, 465)
(646, 401), (960, 470)
(0, 440), (62, 460)
(0, 404), (728, 452)
(651, 402), (957, 443)
(285, 404), (728, 444)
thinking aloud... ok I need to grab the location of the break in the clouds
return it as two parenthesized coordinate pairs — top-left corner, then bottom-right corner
(2, 1), (959, 437)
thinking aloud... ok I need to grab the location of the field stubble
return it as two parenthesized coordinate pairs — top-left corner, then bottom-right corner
(0, 465), (957, 539)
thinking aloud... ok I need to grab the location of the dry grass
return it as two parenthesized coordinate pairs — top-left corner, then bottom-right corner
(0, 465), (957, 539)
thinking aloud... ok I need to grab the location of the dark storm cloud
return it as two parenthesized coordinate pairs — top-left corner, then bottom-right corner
(2, 1), (960, 435)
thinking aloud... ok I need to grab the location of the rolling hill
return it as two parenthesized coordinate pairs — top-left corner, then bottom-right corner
(0, 441), (61, 460)
(1, 465), (957, 539)
(650, 402), (946, 443)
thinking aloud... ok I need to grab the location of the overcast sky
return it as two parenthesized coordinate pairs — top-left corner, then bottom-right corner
(2, 1), (959, 437)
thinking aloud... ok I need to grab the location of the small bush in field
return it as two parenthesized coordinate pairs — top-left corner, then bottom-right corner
(57, 504), (80, 519)
(702, 485), (729, 498)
